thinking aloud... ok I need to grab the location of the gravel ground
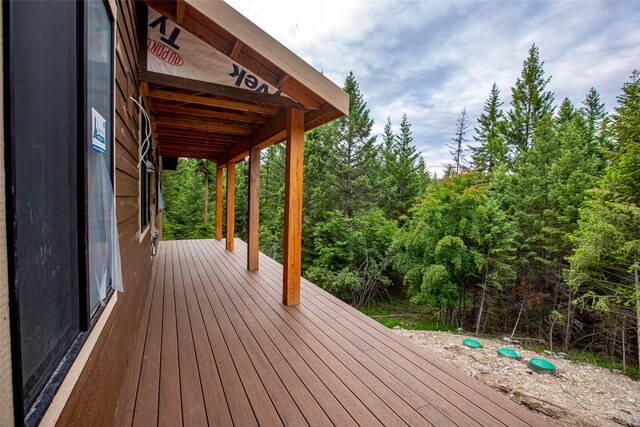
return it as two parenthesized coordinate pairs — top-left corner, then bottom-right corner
(394, 329), (640, 426)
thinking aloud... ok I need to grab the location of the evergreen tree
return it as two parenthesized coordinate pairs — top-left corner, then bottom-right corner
(302, 124), (342, 266)
(162, 158), (213, 239)
(260, 145), (286, 260)
(416, 157), (430, 194)
(567, 71), (640, 368)
(449, 107), (470, 174)
(333, 72), (379, 217)
(381, 117), (396, 168)
(503, 44), (555, 158)
(194, 160), (213, 224)
(471, 83), (508, 173)
(556, 97), (577, 125)
(306, 209), (396, 307)
(381, 114), (422, 221)
(581, 87), (607, 145)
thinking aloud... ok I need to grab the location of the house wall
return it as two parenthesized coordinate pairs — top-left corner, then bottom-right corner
(47, 1), (154, 425)
(0, 2), (15, 424)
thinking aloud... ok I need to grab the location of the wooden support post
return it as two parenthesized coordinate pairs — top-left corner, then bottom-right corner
(247, 147), (260, 271)
(226, 162), (235, 251)
(283, 108), (305, 305)
(215, 166), (223, 240)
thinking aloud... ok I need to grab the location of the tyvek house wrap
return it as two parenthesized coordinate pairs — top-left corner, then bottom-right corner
(146, 8), (290, 99)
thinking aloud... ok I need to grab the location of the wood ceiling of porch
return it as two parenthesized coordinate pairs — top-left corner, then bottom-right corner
(142, 0), (349, 165)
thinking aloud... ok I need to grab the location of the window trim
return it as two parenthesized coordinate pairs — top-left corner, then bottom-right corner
(138, 97), (152, 241)
(80, 0), (117, 330)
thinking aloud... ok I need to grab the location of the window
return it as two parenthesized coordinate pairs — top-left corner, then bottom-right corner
(6, 0), (115, 421)
(86, 0), (116, 315)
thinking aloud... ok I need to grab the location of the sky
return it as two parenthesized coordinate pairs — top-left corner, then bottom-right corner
(226, 0), (640, 176)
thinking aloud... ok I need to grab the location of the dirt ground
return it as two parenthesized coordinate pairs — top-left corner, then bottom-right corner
(394, 329), (640, 426)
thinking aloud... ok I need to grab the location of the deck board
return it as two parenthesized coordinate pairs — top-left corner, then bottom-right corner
(126, 239), (551, 426)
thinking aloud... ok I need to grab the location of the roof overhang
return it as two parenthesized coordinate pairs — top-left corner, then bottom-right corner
(140, 0), (349, 164)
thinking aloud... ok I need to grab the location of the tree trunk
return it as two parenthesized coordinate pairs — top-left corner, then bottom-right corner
(476, 258), (490, 334)
(564, 287), (572, 351)
(203, 173), (209, 224)
(634, 239), (639, 370)
(622, 317), (627, 372)
(511, 297), (526, 339)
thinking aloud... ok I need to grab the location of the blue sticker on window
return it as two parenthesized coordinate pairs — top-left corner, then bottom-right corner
(91, 107), (106, 153)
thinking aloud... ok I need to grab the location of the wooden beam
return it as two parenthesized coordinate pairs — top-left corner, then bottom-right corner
(151, 103), (268, 124)
(141, 70), (304, 110)
(225, 162), (235, 251)
(230, 40), (244, 60)
(176, 0), (186, 24)
(215, 109), (287, 164)
(147, 89), (279, 114)
(157, 139), (237, 148)
(215, 166), (223, 240)
(247, 147), (260, 271)
(213, 102), (343, 165)
(282, 108), (305, 305)
(153, 117), (255, 135)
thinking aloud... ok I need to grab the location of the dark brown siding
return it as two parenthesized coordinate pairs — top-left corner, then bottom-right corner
(56, 1), (153, 425)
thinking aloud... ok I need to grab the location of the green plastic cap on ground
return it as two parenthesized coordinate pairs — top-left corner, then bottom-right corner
(462, 338), (482, 348)
(497, 347), (520, 359)
(528, 358), (556, 374)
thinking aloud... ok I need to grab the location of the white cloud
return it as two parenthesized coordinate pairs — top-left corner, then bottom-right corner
(227, 0), (640, 175)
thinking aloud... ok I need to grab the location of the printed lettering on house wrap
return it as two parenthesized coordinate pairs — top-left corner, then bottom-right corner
(146, 8), (287, 98)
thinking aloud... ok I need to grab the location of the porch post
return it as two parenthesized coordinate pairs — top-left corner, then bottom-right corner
(283, 108), (304, 305)
(247, 147), (260, 271)
(215, 165), (223, 240)
(226, 161), (235, 251)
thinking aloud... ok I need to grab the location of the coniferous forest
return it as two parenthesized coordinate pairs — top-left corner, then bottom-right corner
(162, 45), (640, 371)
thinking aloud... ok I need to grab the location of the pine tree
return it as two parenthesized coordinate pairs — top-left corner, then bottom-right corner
(333, 72), (379, 217)
(449, 108), (470, 174)
(260, 145), (286, 260)
(194, 160), (213, 224)
(471, 83), (508, 173)
(503, 44), (555, 158)
(556, 97), (577, 126)
(567, 71), (640, 368)
(387, 114), (422, 221)
(381, 117), (396, 168)
(302, 124), (342, 266)
(580, 87), (607, 145)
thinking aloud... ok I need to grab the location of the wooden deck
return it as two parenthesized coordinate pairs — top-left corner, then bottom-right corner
(122, 239), (549, 426)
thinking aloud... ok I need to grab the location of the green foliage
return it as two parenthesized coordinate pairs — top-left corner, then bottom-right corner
(162, 158), (216, 240)
(159, 63), (639, 370)
(567, 71), (640, 310)
(393, 173), (515, 319)
(471, 83), (508, 173)
(556, 97), (578, 125)
(503, 43), (555, 156)
(332, 72), (380, 217)
(380, 114), (425, 222)
(305, 209), (396, 307)
(260, 145), (285, 261)
(566, 349), (640, 379)
(566, 70), (640, 367)
(357, 303), (457, 331)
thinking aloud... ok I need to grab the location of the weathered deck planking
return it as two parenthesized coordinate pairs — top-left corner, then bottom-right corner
(126, 239), (551, 426)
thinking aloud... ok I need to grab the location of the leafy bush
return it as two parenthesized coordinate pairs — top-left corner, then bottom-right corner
(305, 209), (396, 306)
